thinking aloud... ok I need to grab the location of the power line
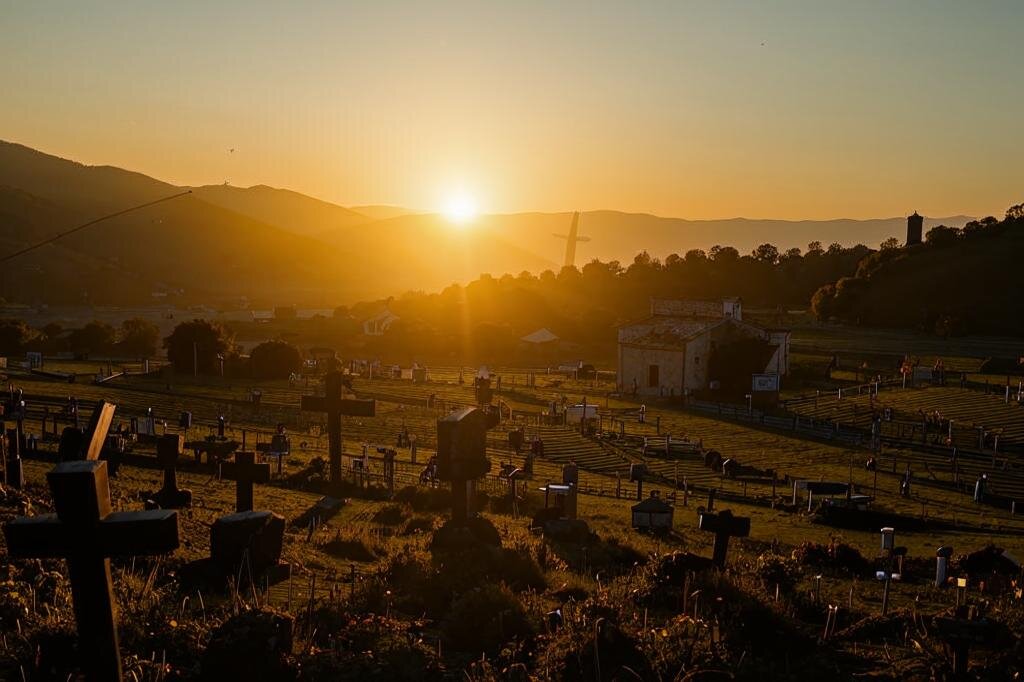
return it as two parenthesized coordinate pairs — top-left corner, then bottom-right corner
(0, 189), (192, 265)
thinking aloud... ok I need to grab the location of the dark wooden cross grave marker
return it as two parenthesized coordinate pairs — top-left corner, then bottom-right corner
(698, 509), (751, 568)
(4, 460), (179, 681)
(145, 434), (193, 509)
(221, 451), (270, 512)
(300, 371), (375, 486)
(57, 400), (116, 463)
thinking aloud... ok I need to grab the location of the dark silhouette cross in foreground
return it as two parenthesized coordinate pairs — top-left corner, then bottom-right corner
(4, 460), (179, 681)
(221, 450), (271, 512)
(698, 509), (751, 568)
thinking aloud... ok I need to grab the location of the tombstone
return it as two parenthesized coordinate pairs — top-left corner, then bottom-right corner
(974, 474), (988, 503)
(3, 460), (179, 681)
(936, 545), (954, 588)
(221, 451), (271, 513)
(629, 462), (647, 500)
(880, 526), (896, 553)
(217, 415), (227, 439)
(210, 510), (288, 581)
(268, 431), (291, 474)
(300, 371), (375, 486)
(179, 411), (192, 429)
(631, 491), (674, 531)
(144, 434), (192, 509)
(5, 426), (23, 489)
(436, 406), (497, 523)
(698, 509), (750, 568)
(474, 374), (494, 406)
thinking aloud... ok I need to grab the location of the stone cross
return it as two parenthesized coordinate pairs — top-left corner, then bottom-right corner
(221, 451), (270, 512)
(300, 371), (376, 486)
(698, 509), (751, 568)
(146, 434), (192, 509)
(4, 460), (179, 681)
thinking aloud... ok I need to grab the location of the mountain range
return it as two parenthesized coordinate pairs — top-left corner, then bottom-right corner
(0, 139), (972, 307)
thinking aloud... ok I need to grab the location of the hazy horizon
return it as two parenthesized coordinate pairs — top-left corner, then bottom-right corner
(3, 1), (1022, 222)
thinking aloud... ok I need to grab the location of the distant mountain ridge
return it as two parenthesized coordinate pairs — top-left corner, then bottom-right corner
(0, 139), (977, 306)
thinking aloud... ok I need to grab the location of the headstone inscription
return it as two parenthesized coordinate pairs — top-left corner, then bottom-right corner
(698, 509), (750, 568)
(300, 371), (375, 486)
(4, 460), (179, 681)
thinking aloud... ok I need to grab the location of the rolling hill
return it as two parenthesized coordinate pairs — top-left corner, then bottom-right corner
(0, 139), (976, 307)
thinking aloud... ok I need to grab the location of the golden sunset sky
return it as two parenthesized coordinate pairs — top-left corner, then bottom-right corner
(2, 1), (1021, 220)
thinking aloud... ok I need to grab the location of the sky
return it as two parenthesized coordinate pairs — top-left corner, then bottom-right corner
(1, 0), (1022, 220)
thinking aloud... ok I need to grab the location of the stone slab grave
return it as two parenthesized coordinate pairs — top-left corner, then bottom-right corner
(698, 509), (751, 568)
(142, 433), (193, 509)
(300, 370), (375, 487)
(184, 452), (288, 587)
(220, 451), (271, 512)
(4, 460), (179, 681)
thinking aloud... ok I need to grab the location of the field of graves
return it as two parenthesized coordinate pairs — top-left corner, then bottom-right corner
(1, 362), (1023, 680)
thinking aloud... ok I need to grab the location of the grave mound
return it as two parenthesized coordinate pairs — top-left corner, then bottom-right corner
(201, 608), (295, 681)
(430, 516), (502, 552)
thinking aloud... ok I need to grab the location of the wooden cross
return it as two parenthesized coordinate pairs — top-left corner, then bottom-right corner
(4, 460), (178, 681)
(57, 401), (116, 462)
(698, 509), (750, 568)
(300, 371), (375, 486)
(220, 451), (270, 512)
(147, 434), (192, 509)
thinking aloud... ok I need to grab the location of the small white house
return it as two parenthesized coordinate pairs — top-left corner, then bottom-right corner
(362, 308), (399, 336)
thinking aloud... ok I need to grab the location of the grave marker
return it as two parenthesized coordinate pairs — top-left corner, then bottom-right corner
(300, 371), (375, 486)
(437, 406), (497, 523)
(698, 509), (750, 568)
(221, 451), (271, 512)
(145, 434), (192, 509)
(57, 401), (116, 462)
(4, 460), (179, 681)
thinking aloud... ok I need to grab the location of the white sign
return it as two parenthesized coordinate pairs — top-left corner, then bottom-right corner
(752, 374), (780, 392)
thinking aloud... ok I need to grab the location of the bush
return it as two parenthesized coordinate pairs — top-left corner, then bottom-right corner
(441, 584), (534, 654)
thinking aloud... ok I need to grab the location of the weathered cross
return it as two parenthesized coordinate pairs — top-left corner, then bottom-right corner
(147, 434), (192, 509)
(698, 509), (751, 568)
(4, 460), (179, 681)
(57, 400), (116, 462)
(300, 371), (375, 486)
(221, 451), (270, 512)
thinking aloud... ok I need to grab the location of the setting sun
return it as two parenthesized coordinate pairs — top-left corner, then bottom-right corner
(442, 192), (478, 225)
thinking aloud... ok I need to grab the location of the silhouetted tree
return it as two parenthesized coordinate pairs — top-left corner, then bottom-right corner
(164, 319), (234, 375)
(250, 340), (302, 379)
(117, 318), (160, 357)
(67, 321), (116, 358)
(0, 319), (34, 355)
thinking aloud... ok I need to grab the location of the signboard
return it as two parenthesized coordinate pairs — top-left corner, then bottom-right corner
(752, 374), (780, 392)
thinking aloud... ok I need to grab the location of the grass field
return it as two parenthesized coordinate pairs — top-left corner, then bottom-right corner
(2, 360), (1024, 678)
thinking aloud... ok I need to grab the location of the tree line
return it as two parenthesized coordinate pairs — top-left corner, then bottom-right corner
(811, 203), (1024, 336)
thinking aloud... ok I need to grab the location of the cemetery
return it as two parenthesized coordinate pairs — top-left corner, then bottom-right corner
(0, 352), (1023, 680)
